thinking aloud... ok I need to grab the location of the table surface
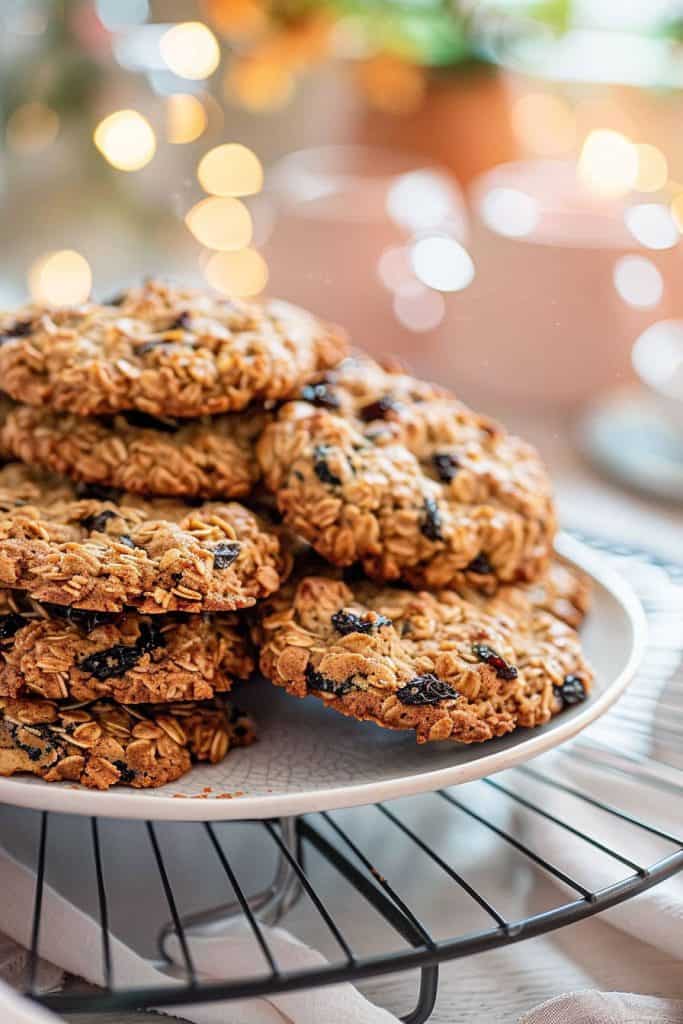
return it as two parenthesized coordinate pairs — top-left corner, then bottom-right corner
(48, 410), (683, 1024)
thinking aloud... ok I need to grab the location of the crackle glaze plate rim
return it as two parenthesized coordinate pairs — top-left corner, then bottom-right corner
(0, 534), (647, 821)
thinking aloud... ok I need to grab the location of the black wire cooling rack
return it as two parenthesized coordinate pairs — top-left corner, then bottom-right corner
(6, 535), (683, 1023)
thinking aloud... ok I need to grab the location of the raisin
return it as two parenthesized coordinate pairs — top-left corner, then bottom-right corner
(213, 541), (241, 569)
(331, 609), (392, 635)
(8, 722), (53, 762)
(313, 445), (342, 486)
(0, 613), (24, 641)
(553, 674), (587, 707)
(106, 290), (127, 306)
(42, 603), (116, 633)
(121, 409), (180, 433)
(81, 509), (118, 534)
(305, 662), (354, 697)
(421, 498), (443, 541)
(78, 643), (142, 680)
(396, 674), (459, 705)
(300, 382), (340, 410)
(75, 482), (121, 503)
(432, 453), (460, 483)
(359, 395), (401, 421)
(0, 318), (33, 343)
(467, 553), (493, 575)
(136, 620), (165, 654)
(471, 643), (518, 680)
(112, 759), (136, 784)
(170, 311), (191, 330)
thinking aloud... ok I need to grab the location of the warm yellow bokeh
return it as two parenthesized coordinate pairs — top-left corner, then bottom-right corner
(166, 93), (207, 144)
(635, 144), (668, 193)
(578, 130), (638, 198)
(671, 193), (683, 232)
(512, 93), (576, 156)
(94, 110), (156, 171)
(226, 57), (294, 112)
(29, 250), (92, 305)
(6, 102), (59, 154)
(197, 143), (263, 196)
(203, 0), (267, 39)
(186, 197), (253, 250)
(160, 22), (220, 80)
(204, 248), (268, 296)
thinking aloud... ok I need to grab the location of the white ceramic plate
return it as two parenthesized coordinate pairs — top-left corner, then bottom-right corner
(0, 535), (646, 821)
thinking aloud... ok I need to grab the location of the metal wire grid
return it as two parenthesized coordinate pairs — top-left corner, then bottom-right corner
(7, 536), (683, 1023)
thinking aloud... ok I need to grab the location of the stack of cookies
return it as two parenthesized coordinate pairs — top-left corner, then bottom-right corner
(0, 280), (593, 791)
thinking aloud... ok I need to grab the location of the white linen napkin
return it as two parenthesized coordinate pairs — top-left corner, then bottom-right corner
(519, 991), (683, 1023)
(0, 980), (59, 1024)
(0, 841), (399, 1024)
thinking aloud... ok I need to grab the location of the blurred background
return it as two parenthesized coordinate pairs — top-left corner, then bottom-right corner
(2, 0), (683, 516)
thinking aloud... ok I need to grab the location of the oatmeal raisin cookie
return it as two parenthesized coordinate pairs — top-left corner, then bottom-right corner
(257, 356), (556, 591)
(1, 400), (266, 499)
(0, 280), (347, 418)
(0, 589), (253, 703)
(256, 566), (592, 744)
(0, 465), (288, 613)
(0, 696), (256, 789)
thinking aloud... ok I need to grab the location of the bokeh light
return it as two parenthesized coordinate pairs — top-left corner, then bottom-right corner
(166, 93), (207, 144)
(160, 22), (220, 80)
(198, 143), (263, 196)
(410, 237), (475, 293)
(226, 57), (294, 112)
(613, 255), (663, 309)
(28, 250), (92, 305)
(578, 130), (638, 197)
(480, 187), (540, 238)
(512, 93), (576, 156)
(377, 246), (414, 294)
(671, 194), (683, 232)
(204, 248), (268, 296)
(625, 204), (679, 251)
(635, 144), (668, 193)
(386, 171), (462, 234)
(393, 288), (445, 332)
(94, 109), (156, 171)
(6, 102), (59, 154)
(632, 321), (683, 398)
(204, 0), (267, 39)
(185, 197), (253, 250)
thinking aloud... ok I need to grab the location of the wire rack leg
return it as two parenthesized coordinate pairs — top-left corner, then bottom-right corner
(300, 818), (439, 1023)
(259, 817), (303, 925)
(158, 816), (302, 959)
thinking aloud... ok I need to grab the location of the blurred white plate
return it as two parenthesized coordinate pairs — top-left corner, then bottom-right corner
(580, 391), (683, 503)
(0, 535), (646, 821)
